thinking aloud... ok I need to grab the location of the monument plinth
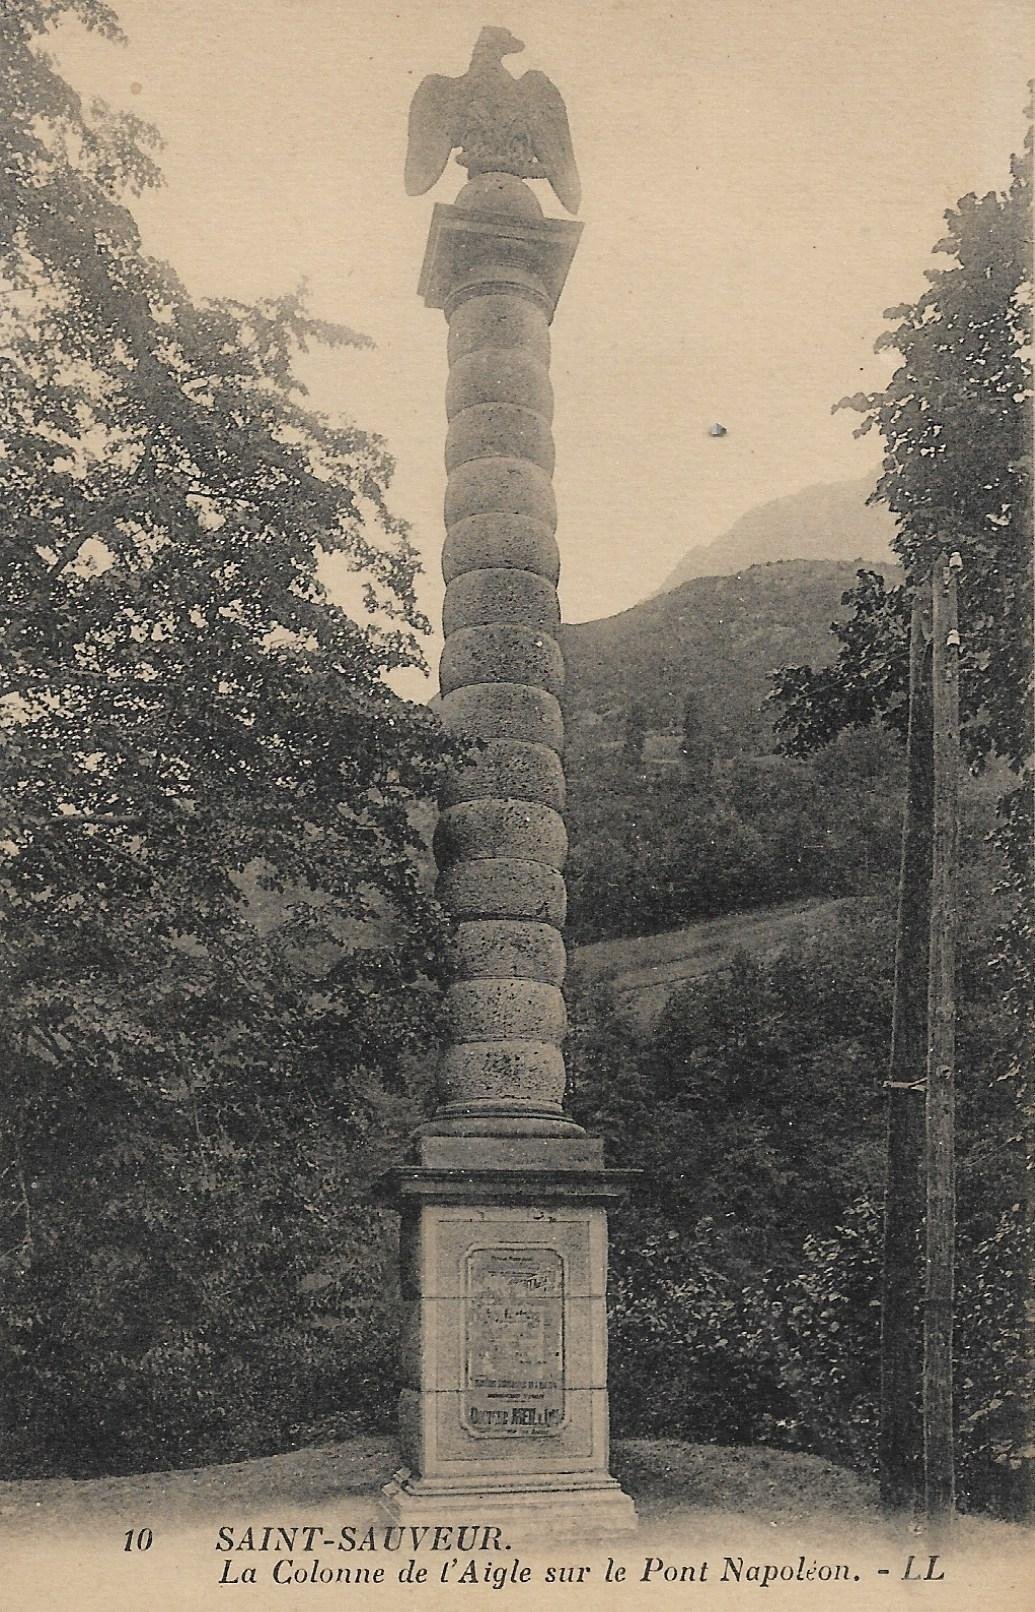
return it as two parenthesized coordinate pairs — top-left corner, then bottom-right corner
(378, 27), (637, 1535)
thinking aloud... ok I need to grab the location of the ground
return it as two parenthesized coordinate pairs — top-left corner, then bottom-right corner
(0, 1439), (873, 1532)
(0, 1438), (1028, 1612)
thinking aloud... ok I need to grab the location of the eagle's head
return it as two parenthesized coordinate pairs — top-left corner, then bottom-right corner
(475, 26), (525, 60)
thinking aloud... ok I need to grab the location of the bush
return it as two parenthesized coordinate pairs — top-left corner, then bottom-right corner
(577, 896), (1031, 1519)
(746, 1198), (883, 1470)
(608, 1219), (761, 1445)
(0, 1080), (414, 1477)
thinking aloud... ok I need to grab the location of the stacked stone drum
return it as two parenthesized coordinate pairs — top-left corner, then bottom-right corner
(380, 140), (637, 1536)
(430, 173), (577, 1137)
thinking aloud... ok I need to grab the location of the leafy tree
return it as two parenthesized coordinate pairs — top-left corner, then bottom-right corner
(0, 0), (457, 1474)
(571, 891), (1029, 1513)
(570, 913), (896, 1284)
(751, 1194), (1034, 1518)
(771, 117), (1033, 1005)
(768, 115), (1032, 1515)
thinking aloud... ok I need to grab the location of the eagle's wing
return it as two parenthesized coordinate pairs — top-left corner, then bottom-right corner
(405, 73), (459, 196)
(519, 69), (581, 215)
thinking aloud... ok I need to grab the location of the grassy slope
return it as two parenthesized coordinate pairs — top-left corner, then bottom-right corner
(570, 894), (873, 1031)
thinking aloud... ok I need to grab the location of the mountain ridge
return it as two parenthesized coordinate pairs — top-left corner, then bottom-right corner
(653, 476), (895, 595)
(559, 556), (900, 750)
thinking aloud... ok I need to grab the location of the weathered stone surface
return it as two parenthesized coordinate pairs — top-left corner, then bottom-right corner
(445, 259), (553, 319)
(439, 1039), (566, 1105)
(405, 25), (581, 211)
(396, 1386), (423, 1470)
(408, 1197), (610, 1300)
(446, 403), (554, 475)
(447, 292), (550, 366)
(442, 568), (560, 635)
(437, 857), (566, 925)
(440, 683), (564, 751)
(446, 979), (566, 1044)
(392, 65), (638, 1532)
(441, 738), (565, 810)
(445, 456), (556, 529)
(446, 349), (553, 420)
(397, 1296), (423, 1390)
(435, 800), (567, 869)
(455, 171), (545, 218)
(389, 1184), (632, 1504)
(451, 919), (566, 984)
(443, 514), (558, 583)
(413, 1133), (603, 1169)
(439, 623), (564, 697)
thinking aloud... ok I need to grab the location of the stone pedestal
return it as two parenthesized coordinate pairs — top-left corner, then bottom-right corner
(379, 160), (637, 1535)
(378, 1138), (637, 1534)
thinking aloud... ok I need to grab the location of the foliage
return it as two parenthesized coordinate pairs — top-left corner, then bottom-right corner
(571, 911), (893, 1277)
(0, 0), (456, 1474)
(559, 559), (911, 945)
(566, 728), (906, 944)
(606, 1218), (760, 1445)
(562, 558), (900, 759)
(679, 688), (712, 786)
(957, 1202), (1035, 1518)
(751, 1196), (1034, 1518)
(1, 1080), (416, 1476)
(773, 121), (1032, 772)
(746, 1199), (884, 1470)
(770, 116), (1033, 1015)
(762, 120), (1033, 1518)
(769, 571), (912, 750)
(571, 884), (1029, 1515)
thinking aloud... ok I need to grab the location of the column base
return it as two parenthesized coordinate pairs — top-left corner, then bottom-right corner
(381, 1468), (638, 1538)
(416, 1103), (586, 1140)
(374, 1137), (638, 1540)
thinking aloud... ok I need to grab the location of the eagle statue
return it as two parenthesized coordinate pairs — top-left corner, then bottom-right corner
(405, 26), (581, 216)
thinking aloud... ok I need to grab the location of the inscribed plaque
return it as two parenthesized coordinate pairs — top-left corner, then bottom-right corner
(462, 1246), (565, 1436)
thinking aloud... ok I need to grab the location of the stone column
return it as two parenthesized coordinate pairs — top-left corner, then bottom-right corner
(430, 171), (578, 1139)
(378, 171), (636, 1535)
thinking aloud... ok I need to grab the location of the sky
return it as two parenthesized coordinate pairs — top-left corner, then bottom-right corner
(53, 0), (1033, 691)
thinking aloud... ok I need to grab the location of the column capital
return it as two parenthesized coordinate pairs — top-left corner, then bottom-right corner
(419, 202), (583, 319)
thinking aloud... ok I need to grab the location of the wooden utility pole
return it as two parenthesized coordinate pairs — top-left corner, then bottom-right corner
(879, 583), (933, 1513)
(924, 551), (962, 1524)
